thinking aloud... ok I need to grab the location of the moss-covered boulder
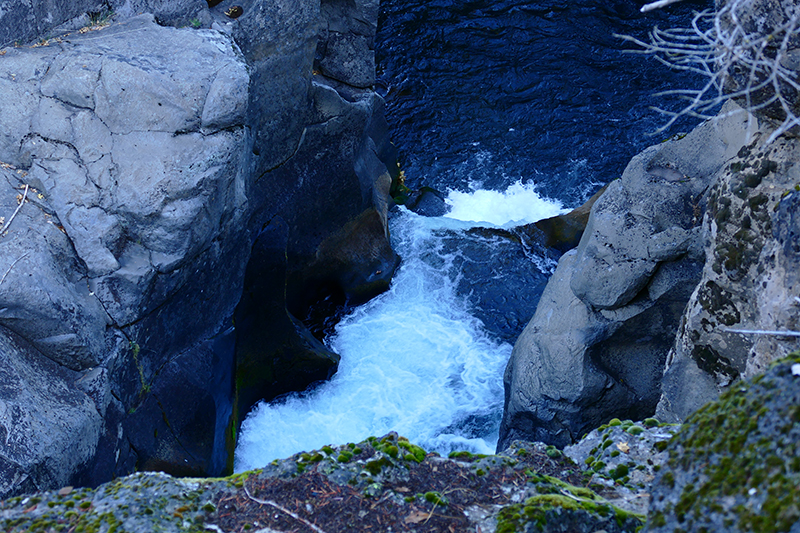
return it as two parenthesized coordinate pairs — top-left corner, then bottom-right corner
(495, 470), (644, 533)
(646, 355), (800, 532)
(0, 434), (639, 532)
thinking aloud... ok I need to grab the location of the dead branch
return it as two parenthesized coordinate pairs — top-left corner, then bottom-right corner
(724, 328), (800, 337)
(0, 184), (29, 235)
(641, 0), (686, 13)
(243, 483), (328, 533)
(0, 252), (29, 289)
(624, 0), (800, 143)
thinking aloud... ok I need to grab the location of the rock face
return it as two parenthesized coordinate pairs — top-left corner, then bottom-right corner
(0, 0), (209, 49)
(0, 13), (250, 493)
(657, 123), (800, 422)
(229, 0), (399, 424)
(646, 355), (800, 532)
(498, 104), (756, 450)
(0, 0), (397, 498)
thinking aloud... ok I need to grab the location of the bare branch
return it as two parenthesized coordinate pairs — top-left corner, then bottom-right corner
(724, 328), (800, 337)
(243, 483), (328, 533)
(641, 0), (686, 13)
(0, 184), (29, 236)
(625, 0), (800, 142)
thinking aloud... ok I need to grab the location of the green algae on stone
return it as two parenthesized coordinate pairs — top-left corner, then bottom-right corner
(496, 491), (644, 533)
(647, 355), (800, 532)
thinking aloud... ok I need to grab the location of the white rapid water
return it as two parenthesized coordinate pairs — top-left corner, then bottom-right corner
(444, 180), (565, 227)
(234, 182), (565, 472)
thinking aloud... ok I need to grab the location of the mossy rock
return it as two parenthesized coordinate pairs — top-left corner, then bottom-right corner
(647, 355), (800, 532)
(496, 476), (644, 533)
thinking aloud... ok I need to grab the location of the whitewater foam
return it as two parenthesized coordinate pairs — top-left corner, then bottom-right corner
(234, 184), (563, 471)
(444, 180), (565, 227)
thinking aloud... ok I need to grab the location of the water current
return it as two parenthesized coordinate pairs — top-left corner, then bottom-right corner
(234, 0), (709, 471)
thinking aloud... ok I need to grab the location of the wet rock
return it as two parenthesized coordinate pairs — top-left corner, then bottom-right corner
(518, 184), (609, 254)
(443, 226), (554, 344)
(405, 187), (448, 217)
(499, 103), (755, 450)
(234, 219), (340, 425)
(291, 207), (400, 312)
(646, 356), (800, 532)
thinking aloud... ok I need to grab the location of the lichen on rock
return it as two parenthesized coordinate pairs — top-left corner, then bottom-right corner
(647, 354), (800, 532)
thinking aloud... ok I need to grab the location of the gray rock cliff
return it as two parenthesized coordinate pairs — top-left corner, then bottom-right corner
(657, 120), (800, 422)
(499, 103), (757, 450)
(0, 0), (397, 498)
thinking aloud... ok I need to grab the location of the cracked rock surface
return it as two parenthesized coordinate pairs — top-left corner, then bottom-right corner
(0, 14), (250, 497)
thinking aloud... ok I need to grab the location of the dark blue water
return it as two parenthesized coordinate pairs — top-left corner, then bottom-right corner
(377, 0), (710, 206)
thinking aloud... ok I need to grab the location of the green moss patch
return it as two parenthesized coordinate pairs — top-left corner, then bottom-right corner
(649, 355), (800, 532)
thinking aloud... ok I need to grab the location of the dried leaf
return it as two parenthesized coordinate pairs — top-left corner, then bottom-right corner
(57, 486), (73, 496)
(616, 442), (630, 453)
(404, 510), (429, 524)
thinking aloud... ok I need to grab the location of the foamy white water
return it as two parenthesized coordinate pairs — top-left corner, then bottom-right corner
(234, 183), (563, 471)
(444, 180), (565, 226)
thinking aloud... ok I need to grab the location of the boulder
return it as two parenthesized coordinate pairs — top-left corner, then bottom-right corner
(646, 355), (800, 532)
(518, 183), (609, 254)
(0, 0), (398, 498)
(0, 14), (249, 493)
(657, 121), (800, 422)
(498, 103), (755, 450)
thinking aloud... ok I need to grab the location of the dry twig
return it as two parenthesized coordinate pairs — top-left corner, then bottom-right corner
(0, 252), (29, 289)
(724, 328), (800, 337)
(0, 184), (29, 235)
(620, 0), (800, 143)
(641, 0), (686, 13)
(243, 482), (328, 533)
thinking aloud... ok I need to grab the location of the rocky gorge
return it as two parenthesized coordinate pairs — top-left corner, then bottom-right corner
(0, 0), (398, 496)
(0, 0), (799, 531)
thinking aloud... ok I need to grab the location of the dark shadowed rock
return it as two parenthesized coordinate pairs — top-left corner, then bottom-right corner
(291, 208), (400, 312)
(234, 219), (340, 426)
(499, 103), (755, 451)
(316, 0), (378, 88)
(232, 0), (319, 175)
(404, 187), (449, 217)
